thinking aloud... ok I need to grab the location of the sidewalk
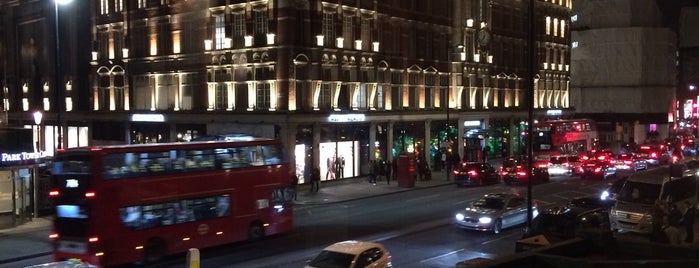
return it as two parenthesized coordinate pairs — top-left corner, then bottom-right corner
(295, 169), (454, 205)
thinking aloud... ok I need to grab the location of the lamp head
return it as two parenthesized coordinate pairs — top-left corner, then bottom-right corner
(33, 111), (43, 125)
(55, 0), (73, 5)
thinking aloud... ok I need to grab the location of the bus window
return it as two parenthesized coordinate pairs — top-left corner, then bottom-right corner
(53, 159), (91, 175)
(262, 144), (283, 165)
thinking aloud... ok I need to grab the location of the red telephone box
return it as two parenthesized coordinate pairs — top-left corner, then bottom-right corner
(396, 152), (416, 188)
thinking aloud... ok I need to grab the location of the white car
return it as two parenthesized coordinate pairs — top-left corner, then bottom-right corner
(454, 192), (538, 234)
(306, 240), (392, 268)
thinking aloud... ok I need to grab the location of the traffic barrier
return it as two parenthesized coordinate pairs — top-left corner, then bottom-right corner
(187, 248), (200, 268)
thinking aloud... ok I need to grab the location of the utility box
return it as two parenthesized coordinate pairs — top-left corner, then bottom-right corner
(396, 152), (416, 188)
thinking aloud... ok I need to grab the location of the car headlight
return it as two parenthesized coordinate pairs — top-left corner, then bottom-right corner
(455, 213), (465, 221)
(479, 217), (492, 224)
(600, 190), (610, 200)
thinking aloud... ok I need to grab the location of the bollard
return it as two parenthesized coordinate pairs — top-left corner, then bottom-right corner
(187, 248), (200, 268)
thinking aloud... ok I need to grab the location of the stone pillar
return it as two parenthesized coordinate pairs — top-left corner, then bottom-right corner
(312, 122), (320, 170)
(369, 121), (377, 162)
(387, 121), (394, 160)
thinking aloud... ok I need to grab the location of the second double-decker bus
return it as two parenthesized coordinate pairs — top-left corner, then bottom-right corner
(532, 119), (598, 163)
(49, 138), (293, 266)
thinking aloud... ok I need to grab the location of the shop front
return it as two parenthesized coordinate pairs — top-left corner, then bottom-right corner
(463, 120), (487, 162)
(317, 122), (369, 182)
(0, 128), (47, 229)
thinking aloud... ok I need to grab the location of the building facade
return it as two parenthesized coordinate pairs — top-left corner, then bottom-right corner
(570, 0), (678, 150)
(0, 0), (572, 185)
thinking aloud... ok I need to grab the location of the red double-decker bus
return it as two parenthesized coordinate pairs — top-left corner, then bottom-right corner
(532, 119), (598, 163)
(49, 138), (293, 266)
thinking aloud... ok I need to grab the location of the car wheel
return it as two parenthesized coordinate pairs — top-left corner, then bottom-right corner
(144, 238), (166, 264)
(492, 219), (503, 234)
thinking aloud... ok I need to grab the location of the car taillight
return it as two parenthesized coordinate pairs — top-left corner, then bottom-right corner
(49, 232), (59, 240)
(594, 167), (603, 173)
(88, 236), (100, 243)
(651, 152), (658, 158)
(85, 191), (96, 198)
(49, 189), (60, 197)
(468, 170), (478, 176)
(624, 160), (632, 165)
(501, 171), (509, 176)
(516, 171), (527, 177)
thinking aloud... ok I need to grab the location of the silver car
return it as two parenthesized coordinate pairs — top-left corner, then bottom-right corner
(454, 193), (538, 234)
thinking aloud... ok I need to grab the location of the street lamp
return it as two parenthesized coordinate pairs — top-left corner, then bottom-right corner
(54, 0), (72, 150)
(33, 111), (43, 152)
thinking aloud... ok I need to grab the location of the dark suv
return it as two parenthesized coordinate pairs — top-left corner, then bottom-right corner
(516, 206), (612, 252)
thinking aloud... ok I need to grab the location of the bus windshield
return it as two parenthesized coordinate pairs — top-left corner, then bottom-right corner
(617, 181), (660, 205)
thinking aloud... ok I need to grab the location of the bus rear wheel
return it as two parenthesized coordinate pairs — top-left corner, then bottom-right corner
(248, 222), (265, 241)
(144, 238), (166, 263)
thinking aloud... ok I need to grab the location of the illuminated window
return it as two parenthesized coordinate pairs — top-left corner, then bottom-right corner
(115, 0), (123, 12)
(138, 0), (146, 9)
(256, 83), (271, 110)
(100, 0), (109, 15)
(560, 20), (566, 38)
(361, 18), (371, 45)
(254, 10), (268, 35)
(173, 31), (181, 54)
(214, 14), (225, 49)
(343, 15), (353, 49)
(553, 18), (559, 37)
(233, 12), (245, 38)
(545, 16), (551, 35)
(322, 12), (335, 46)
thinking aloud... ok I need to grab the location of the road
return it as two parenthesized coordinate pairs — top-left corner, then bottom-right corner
(10, 172), (628, 268)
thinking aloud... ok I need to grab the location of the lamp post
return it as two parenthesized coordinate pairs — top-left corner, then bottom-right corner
(32, 111), (43, 218)
(54, 0), (72, 150)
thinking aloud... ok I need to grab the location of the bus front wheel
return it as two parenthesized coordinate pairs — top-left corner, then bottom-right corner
(248, 222), (265, 241)
(144, 238), (166, 264)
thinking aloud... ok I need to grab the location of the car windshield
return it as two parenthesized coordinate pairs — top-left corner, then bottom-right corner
(616, 181), (660, 205)
(307, 250), (355, 268)
(473, 197), (505, 209)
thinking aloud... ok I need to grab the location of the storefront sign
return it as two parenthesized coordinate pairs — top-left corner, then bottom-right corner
(546, 109), (562, 116)
(463, 120), (481, 127)
(131, 113), (166, 122)
(1, 151), (46, 162)
(327, 114), (366, 123)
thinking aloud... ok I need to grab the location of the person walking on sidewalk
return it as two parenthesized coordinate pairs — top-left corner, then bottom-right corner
(290, 173), (299, 200)
(310, 167), (320, 193)
(385, 160), (392, 184)
(368, 160), (377, 185)
(682, 201), (695, 243)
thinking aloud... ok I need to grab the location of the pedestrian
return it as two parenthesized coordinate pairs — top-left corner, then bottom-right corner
(385, 160), (392, 184)
(290, 173), (299, 200)
(368, 160), (377, 185)
(665, 203), (683, 245)
(310, 167), (320, 193)
(650, 199), (667, 243)
(392, 160), (398, 181)
(682, 201), (695, 243)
